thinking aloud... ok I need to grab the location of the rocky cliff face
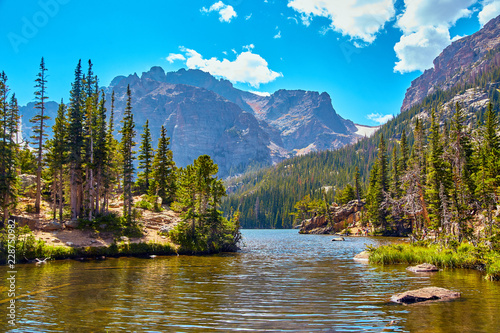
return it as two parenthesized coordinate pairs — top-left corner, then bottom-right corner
(106, 73), (273, 176)
(299, 200), (365, 234)
(401, 15), (500, 112)
(105, 67), (360, 176)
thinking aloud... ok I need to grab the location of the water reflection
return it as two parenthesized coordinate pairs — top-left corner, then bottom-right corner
(1, 230), (499, 332)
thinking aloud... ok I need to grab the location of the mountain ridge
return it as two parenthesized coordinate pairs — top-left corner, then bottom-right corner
(401, 15), (500, 112)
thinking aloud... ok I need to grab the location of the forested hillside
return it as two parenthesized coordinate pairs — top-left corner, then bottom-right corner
(222, 49), (500, 229)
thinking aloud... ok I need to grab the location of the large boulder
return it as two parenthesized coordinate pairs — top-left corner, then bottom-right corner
(407, 263), (439, 273)
(42, 221), (63, 231)
(64, 220), (80, 229)
(391, 287), (461, 304)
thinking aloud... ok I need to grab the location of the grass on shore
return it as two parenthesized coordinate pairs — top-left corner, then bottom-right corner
(368, 242), (500, 281)
(0, 225), (178, 264)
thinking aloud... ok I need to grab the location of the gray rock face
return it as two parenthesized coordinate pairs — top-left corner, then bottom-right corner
(401, 15), (500, 112)
(106, 68), (360, 177)
(391, 287), (461, 304)
(107, 76), (273, 176)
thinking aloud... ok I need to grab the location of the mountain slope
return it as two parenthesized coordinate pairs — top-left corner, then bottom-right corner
(402, 15), (500, 112)
(223, 15), (500, 228)
(104, 67), (361, 176)
(106, 74), (273, 176)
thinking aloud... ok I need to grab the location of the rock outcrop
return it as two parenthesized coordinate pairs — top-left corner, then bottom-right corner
(391, 287), (461, 304)
(401, 15), (500, 112)
(299, 200), (365, 234)
(407, 263), (439, 273)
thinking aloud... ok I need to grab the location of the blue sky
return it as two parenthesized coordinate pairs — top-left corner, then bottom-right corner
(0, 0), (499, 125)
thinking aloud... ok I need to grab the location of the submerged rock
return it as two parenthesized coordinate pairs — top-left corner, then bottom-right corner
(391, 287), (461, 304)
(354, 251), (370, 261)
(407, 263), (439, 273)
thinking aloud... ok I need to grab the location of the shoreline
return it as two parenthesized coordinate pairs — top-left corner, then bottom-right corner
(366, 242), (500, 281)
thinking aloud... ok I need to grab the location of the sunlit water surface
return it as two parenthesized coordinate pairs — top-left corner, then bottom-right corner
(1, 230), (500, 332)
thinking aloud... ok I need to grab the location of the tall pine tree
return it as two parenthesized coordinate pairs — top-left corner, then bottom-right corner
(120, 85), (136, 223)
(137, 120), (154, 194)
(150, 125), (176, 205)
(31, 57), (50, 214)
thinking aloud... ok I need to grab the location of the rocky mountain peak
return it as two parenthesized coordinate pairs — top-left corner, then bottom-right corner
(141, 66), (166, 82)
(401, 15), (500, 112)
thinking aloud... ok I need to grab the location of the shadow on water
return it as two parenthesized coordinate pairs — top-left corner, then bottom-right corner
(1, 230), (499, 332)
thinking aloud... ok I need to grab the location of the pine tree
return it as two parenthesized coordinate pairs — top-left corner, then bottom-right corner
(391, 145), (400, 198)
(47, 101), (68, 221)
(150, 125), (176, 205)
(0, 73), (19, 224)
(137, 120), (154, 194)
(449, 102), (475, 239)
(68, 60), (84, 219)
(92, 90), (107, 215)
(102, 91), (119, 214)
(174, 164), (197, 235)
(475, 102), (500, 236)
(120, 85), (136, 223)
(425, 109), (451, 231)
(31, 57), (50, 214)
(354, 166), (361, 203)
(399, 130), (409, 174)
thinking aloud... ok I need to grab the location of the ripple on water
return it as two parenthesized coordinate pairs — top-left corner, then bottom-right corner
(1, 230), (500, 332)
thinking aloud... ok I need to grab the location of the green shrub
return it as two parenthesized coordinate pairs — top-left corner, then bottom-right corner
(135, 199), (153, 211)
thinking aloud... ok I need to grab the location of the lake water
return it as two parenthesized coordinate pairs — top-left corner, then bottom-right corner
(1, 229), (500, 332)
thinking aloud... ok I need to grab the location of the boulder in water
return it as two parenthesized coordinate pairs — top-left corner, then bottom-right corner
(391, 287), (460, 304)
(407, 263), (439, 273)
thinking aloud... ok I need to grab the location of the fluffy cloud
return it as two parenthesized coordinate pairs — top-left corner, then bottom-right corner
(478, 0), (500, 26)
(166, 53), (186, 63)
(201, 1), (237, 23)
(175, 47), (282, 88)
(394, 26), (451, 73)
(397, 0), (476, 33)
(367, 113), (393, 125)
(394, 0), (478, 73)
(287, 0), (396, 44)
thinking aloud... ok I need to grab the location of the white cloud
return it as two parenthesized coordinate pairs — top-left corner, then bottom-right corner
(452, 34), (467, 42)
(367, 113), (393, 125)
(243, 44), (255, 51)
(245, 13), (252, 20)
(274, 31), (281, 39)
(176, 47), (282, 88)
(394, 0), (479, 73)
(478, 0), (500, 26)
(394, 25), (451, 73)
(397, 0), (476, 34)
(287, 0), (396, 44)
(166, 53), (186, 63)
(201, 1), (237, 23)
